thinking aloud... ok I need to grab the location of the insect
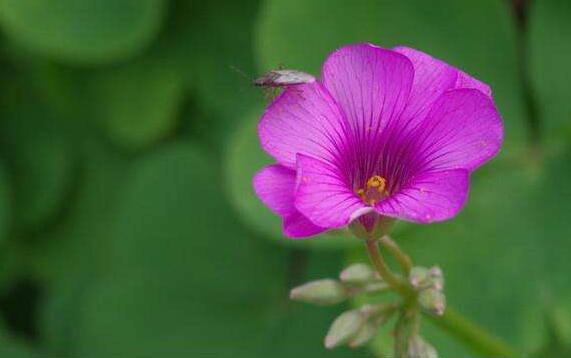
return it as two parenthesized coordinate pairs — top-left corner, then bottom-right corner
(253, 69), (315, 87)
(230, 66), (315, 102)
(253, 69), (315, 101)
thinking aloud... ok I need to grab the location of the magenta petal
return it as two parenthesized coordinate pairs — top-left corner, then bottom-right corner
(283, 212), (327, 238)
(394, 46), (492, 127)
(393, 46), (458, 127)
(375, 169), (470, 223)
(253, 165), (297, 216)
(411, 89), (503, 172)
(295, 154), (366, 229)
(253, 165), (326, 239)
(321, 43), (414, 140)
(258, 82), (349, 169)
(456, 70), (492, 97)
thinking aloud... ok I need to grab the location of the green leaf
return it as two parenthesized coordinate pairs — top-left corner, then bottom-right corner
(181, 0), (261, 118)
(156, 0), (264, 142)
(77, 277), (270, 358)
(0, 322), (38, 357)
(529, 0), (571, 139)
(0, 163), (11, 246)
(85, 56), (185, 150)
(107, 142), (287, 298)
(0, 97), (75, 232)
(75, 274), (364, 358)
(0, 0), (166, 64)
(34, 140), (132, 356)
(263, 304), (365, 358)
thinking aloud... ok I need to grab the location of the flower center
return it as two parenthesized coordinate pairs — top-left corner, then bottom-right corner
(356, 175), (389, 206)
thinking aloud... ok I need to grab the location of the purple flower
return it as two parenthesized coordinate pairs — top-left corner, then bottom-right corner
(253, 43), (503, 238)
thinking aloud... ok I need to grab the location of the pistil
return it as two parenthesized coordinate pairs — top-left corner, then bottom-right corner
(357, 175), (389, 206)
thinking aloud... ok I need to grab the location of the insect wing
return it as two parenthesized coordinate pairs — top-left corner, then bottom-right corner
(254, 69), (315, 87)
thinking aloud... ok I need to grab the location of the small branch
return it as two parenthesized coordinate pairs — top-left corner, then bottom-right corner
(364, 239), (415, 298)
(509, 0), (542, 147)
(393, 312), (408, 358)
(379, 235), (413, 274)
(427, 307), (518, 357)
(367, 236), (518, 357)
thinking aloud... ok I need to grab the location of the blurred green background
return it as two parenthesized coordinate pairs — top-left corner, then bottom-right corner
(0, 0), (568, 357)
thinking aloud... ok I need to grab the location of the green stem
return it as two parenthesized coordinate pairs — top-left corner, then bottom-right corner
(364, 239), (415, 297)
(427, 307), (518, 357)
(366, 237), (519, 357)
(380, 235), (413, 274)
(394, 312), (408, 358)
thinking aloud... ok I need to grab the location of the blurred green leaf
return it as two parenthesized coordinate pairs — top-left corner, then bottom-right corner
(256, 0), (525, 150)
(33, 140), (131, 356)
(85, 56), (185, 149)
(182, 0), (261, 117)
(156, 0), (264, 142)
(529, 0), (571, 140)
(0, 0), (166, 64)
(0, 98), (75, 232)
(531, 304), (571, 357)
(3, 31), (187, 151)
(77, 277), (270, 358)
(0, 163), (10, 246)
(76, 271), (363, 358)
(106, 142), (287, 298)
(263, 251), (368, 357)
(263, 304), (366, 358)
(0, 322), (38, 358)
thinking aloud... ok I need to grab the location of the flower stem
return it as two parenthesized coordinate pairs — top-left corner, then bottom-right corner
(394, 311), (408, 358)
(366, 237), (519, 358)
(364, 239), (415, 298)
(427, 307), (518, 358)
(379, 235), (413, 274)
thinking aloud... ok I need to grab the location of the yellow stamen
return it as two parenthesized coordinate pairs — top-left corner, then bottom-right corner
(367, 176), (386, 189)
(357, 175), (389, 206)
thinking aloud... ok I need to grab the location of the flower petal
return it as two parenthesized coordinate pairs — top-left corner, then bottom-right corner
(394, 46), (492, 130)
(456, 70), (492, 97)
(375, 169), (469, 223)
(321, 43), (414, 142)
(258, 82), (349, 169)
(253, 165), (297, 216)
(295, 154), (365, 229)
(283, 211), (327, 238)
(409, 89), (503, 172)
(253, 165), (325, 238)
(393, 46), (458, 127)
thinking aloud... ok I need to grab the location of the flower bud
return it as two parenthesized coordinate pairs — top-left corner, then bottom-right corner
(409, 266), (444, 291)
(339, 263), (376, 285)
(324, 309), (366, 349)
(348, 321), (377, 348)
(361, 281), (389, 294)
(408, 336), (438, 358)
(427, 266), (444, 291)
(418, 288), (446, 316)
(289, 279), (347, 306)
(409, 267), (429, 289)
